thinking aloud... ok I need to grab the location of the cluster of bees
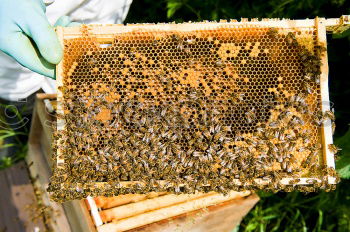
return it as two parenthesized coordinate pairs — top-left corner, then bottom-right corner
(26, 185), (56, 228)
(48, 25), (340, 202)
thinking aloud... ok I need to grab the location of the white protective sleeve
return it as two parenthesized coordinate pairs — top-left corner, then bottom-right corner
(0, 0), (132, 101)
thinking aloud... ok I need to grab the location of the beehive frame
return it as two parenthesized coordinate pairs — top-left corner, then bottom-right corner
(50, 16), (349, 201)
(85, 191), (253, 231)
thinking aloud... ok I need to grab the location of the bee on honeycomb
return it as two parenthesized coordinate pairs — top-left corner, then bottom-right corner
(48, 23), (338, 202)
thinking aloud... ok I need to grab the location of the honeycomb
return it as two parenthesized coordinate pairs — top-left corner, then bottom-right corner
(49, 22), (339, 202)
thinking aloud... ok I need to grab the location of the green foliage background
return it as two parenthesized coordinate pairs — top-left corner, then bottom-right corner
(125, 1), (350, 231)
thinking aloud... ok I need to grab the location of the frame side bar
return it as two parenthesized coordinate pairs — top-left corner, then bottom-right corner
(316, 18), (335, 171)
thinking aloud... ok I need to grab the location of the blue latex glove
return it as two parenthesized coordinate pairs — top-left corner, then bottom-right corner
(0, 0), (77, 78)
(54, 15), (81, 28)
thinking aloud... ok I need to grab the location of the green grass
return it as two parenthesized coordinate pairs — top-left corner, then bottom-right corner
(0, 142), (27, 170)
(0, 104), (29, 170)
(239, 180), (350, 232)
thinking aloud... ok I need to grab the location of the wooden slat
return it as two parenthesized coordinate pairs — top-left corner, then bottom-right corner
(62, 200), (97, 232)
(58, 16), (350, 38)
(0, 161), (46, 232)
(28, 99), (42, 146)
(97, 191), (250, 232)
(95, 192), (167, 209)
(317, 19), (336, 171)
(35, 96), (55, 167)
(36, 93), (57, 100)
(40, 130), (52, 166)
(316, 18), (337, 185)
(100, 193), (214, 222)
(59, 18), (329, 38)
(28, 97), (53, 169)
(36, 96), (54, 137)
(129, 194), (260, 232)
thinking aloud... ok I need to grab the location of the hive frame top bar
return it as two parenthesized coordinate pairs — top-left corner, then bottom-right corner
(58, 16), (350, 39)
(54, 16), (338, 195)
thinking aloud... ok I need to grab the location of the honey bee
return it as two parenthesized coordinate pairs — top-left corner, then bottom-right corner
(215, 59), (225, 68)
(314, 76), (321, 84)
(267, 28), (279, 39)
(268, 121), (280, 128)
(323, 110), (335, 121)
(328, 144), (341, 154)
(285, 32), (297, 46)
(289, 115), (304, 126)
(302, 82), (313, 95)
(306, 179), (318, 184)
(245, 107), (256, 123)
(304, 74), (313, 82)
(229, 92), (244, 104)
(152, 39), (159, 46)
(288, 178), (300, 185)
(332, 121), (336, 135)
(87, 58), (98, 67)
(290, 94), (306, 105)
(324, 167), (339, 179)
(202, 129), (211, 139)
(313, 111), (324, 126)
(314, 45), (327, 56)
(171, 34), (181, 41)
(185, 38), (196, 45)
(183, 47), (191, 54)
(176, 40), (184, 50)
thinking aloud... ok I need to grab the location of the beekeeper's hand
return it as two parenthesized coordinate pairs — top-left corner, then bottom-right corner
(0, 0), (77, 78)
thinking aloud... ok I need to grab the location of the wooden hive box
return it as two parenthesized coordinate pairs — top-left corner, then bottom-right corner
(27, 94), (259, 232)
(27, 94), (95, 232)
(50, 17), (349, 200)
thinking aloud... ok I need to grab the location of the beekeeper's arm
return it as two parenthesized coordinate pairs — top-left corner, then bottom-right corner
(0, 0), (76, 78)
